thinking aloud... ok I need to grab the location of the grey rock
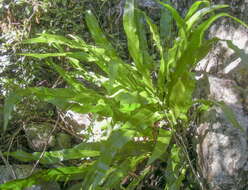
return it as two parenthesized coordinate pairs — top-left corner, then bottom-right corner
(0, 165), (60, 190)
(197, 76), (248, 189)
(64, 111), (111, 142)
(65, 111), (91, 133)
(24, 123), (56, 152)
(190, 1), (248, 189)
(138, 0), (158, 8)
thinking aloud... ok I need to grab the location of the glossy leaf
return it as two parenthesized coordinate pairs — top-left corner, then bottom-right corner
(186, 4), (229, 31)
(82, 127), (136, 189)
(147, 129), (172, 165)
(0, 164), (91, 190)
(103, 155), (147, 188)
(123, 0), (153, 90)
(5, 142), (101, 164)
(185, 0), (210, 20)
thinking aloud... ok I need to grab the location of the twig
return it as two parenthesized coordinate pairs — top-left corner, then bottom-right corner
(29, 115), (59, 175)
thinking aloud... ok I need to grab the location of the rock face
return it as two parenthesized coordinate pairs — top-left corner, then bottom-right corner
(197, 76), (248, 189)
(0, 165), (60, 190)
(65, 110), (111, 142)
(192, 1), (248, 189)
(65, 111), (91, 134)
(24, 123), (74, 151)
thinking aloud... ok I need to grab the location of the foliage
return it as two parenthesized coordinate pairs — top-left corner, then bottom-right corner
(1, 0), (248, 189)
(0, 0), (122, 135)
(0, 0), (121, 111)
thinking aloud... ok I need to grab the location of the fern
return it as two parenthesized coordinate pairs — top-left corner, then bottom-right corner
(1, 0), (248, 189)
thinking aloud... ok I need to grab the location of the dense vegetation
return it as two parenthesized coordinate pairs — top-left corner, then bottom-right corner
(0, 0), (247, 189)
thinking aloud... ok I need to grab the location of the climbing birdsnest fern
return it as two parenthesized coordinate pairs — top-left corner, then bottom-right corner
(1, 0), (248, 189)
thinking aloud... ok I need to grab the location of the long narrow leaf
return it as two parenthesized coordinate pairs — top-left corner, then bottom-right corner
(19, 52), (97, 62)
(3, 87), (104, 130)
(185, 0), (210, 20)
(3, 90), (27, 131)
(143, 13), (167, 91)
(82, 126), (136, 189)
(0, 164), (91, 190)
(123, 0), (143, 69)
(85, 10), (118, 57)
(23, 33), (89, 50)
(123, 0), (153, 90)
(147, 129), (172, 165)
(6, 141), (153, 165)
(5, 142), (102, 164)
(158, 1), (187, 42)
(103, 155), (147, 189)
(186, 4), (229, 31)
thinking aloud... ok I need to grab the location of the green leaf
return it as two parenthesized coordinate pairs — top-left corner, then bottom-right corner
(123, 0), (153, 89)
(226, 40), (248, 66)
(164, 145), (186, 190)
(5, 142), (101, 164)
(186, 4), (229, 31)
(86, 9), (134, 85)
(144, 12), (166, 90)
(3, 87), (105, 130)
(0, 164), (91, 190)
(126, 166), (151, 190)
(160, 0), (173, 47)
(185, 0), (210, 20)
(123, 0), (142, 69)
(19, 52), (97, 62)
(158, 1), (187, 42)
(147, 129), (172, 165)
(6, 141), (153, 165)
(3, 91), (23, 131)
(23, 33), (85, 50)
(103, 155), (147, 189)
(168, 72), (195, 119)
(136, 10), (153, 70)
(82, 126), (136, 189)
(85, 10), (118, 58)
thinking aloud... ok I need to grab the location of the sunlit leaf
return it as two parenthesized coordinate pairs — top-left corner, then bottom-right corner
(147, 129), (172, 165)
(82, 126), (136, 189)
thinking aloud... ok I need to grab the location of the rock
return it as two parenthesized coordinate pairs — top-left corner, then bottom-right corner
(0, 165), (60, 190)
(140, 0), (157, 6)
(80, 117), (111, 142)
(190, 1), (248, 189)
(65, 110), (111, 142)
(65, 111), (91, 133)
(197, 76), (248, 189)
(24, 123), (56, 152)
